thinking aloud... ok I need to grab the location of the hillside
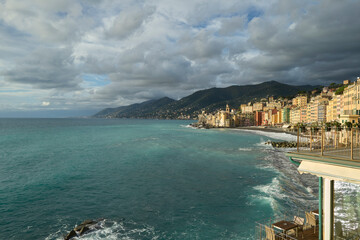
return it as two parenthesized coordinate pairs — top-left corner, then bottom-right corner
(94, 97), (176, 118)
(94, 81), (317, 119)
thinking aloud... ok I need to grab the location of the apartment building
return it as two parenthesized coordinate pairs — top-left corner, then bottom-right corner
(292, 95), (307, 107)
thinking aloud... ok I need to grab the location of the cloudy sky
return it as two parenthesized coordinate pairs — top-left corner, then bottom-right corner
(1, 0), (360, 117)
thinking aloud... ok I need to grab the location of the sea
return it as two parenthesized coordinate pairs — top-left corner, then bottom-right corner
(0, 118), (357, 240)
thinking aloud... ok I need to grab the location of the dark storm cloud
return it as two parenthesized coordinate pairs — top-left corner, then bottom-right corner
(244, 0), (360, 85)
(3, 47), (80, 89)
(1, 0), (360, 114)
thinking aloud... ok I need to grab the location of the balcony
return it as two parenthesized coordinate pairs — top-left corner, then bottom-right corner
(255, 210), (319, 240)
(291, 127), (360, 162)
(286, 126), (360, 240)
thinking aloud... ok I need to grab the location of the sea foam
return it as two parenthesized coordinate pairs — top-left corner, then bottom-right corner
(235, 129), (297, 142)
(47, 219), (158, 240)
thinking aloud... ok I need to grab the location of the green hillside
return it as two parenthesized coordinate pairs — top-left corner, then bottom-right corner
(94, 81), (317, 119)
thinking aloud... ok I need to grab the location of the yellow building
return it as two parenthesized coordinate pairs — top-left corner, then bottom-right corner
(253, 102), (264, 111)
(292, 95), (308, 107)
(240, 104), (247, 113)
(306, 103), (312, 124)
(326, 97), (336, 122)
(271, 113), (278, 125)
(277, 109), (283, 123)
(306, 96), (330, 123)
(300, 106), (307, 123)
(241, 103), (253, 113)
(290, 107), (300, 124)
(267, 101), (282, 110)
(341, 78), (360, 124)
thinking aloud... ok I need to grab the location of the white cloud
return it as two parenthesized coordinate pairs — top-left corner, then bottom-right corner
(41, 101), (50, 106)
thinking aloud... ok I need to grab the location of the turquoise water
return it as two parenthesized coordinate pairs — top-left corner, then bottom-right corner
(0, 119), (317, 239)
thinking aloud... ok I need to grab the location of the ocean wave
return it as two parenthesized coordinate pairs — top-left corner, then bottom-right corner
(251, 178), (287, 212)
(254, 177), (288, 200)
(236, 129), (297, 142)
(180, 124), (199, 130)
(46, 219), (159, 240)
(238, 147), (253, 151)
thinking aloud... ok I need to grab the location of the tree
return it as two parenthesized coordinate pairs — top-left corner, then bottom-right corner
(344, 121), (352, 129)
(325, 122), (332, 131)
(331, 121), (342, 131)
(335, 86), (346, 95)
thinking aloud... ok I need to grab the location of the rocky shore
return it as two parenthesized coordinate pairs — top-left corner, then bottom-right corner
(265, 141), (297, 148)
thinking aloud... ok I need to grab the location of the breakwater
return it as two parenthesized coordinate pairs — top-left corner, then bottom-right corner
(266, 141), (298, 148)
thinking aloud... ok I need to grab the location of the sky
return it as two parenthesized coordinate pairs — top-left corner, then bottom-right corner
(1, 0), (360, 117)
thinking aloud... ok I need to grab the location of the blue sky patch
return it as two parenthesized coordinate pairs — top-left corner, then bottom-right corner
(246, 7), (263, 22)
(0, 20), (30, 38)
(81, 74), (110, 87)
(56, 11), (68, 18)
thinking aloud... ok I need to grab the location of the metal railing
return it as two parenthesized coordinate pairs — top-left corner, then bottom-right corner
(295, 127), (360, 161)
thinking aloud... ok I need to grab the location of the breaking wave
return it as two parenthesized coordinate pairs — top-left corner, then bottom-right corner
(238, 147), (253, 151)
(46, 219), (159, 240)
(235, 129), (297, 142)
(180, 124), (198, 129)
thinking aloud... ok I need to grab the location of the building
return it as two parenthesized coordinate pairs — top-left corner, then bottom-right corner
(290, 107), (300, 124)
(254, 111), (262, 126)
(261, 111), (269, 125)
(300, 106), (307, 123)
(253, 102), (264, 112)
(282, 107), (290, 123)
(241, 103), (253, 113)
(318, 104), (327, 123)
(267, 101), (282, 110)
(293, 95), (308, 107)
(239, 113), (254, 126)
(326, 96), (337, 122)
(340, 78), (360, 124)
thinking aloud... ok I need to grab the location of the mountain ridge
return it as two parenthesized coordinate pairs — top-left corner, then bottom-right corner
(93, 81), (318, 119)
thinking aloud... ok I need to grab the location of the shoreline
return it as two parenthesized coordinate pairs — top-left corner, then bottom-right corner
(190, 123), (298, 137)
(235, 126), (298, 136)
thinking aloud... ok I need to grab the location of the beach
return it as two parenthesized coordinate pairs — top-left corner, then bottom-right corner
(236, 126), (298, 136)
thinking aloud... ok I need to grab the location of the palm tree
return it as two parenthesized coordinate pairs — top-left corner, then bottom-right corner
(344, 121), (353, 129)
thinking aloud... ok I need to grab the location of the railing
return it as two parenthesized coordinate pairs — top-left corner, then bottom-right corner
(255, 209), (318, 240)
(295, 127), (360, 161)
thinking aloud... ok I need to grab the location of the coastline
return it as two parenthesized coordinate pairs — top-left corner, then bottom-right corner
(235, 126), (298, 136)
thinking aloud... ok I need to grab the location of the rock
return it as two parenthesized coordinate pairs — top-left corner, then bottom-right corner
(269, 141), (297, 148)
(79, 226), (90, 235)
(64, 219), (101, 240)
(64, 230), (77, 240)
